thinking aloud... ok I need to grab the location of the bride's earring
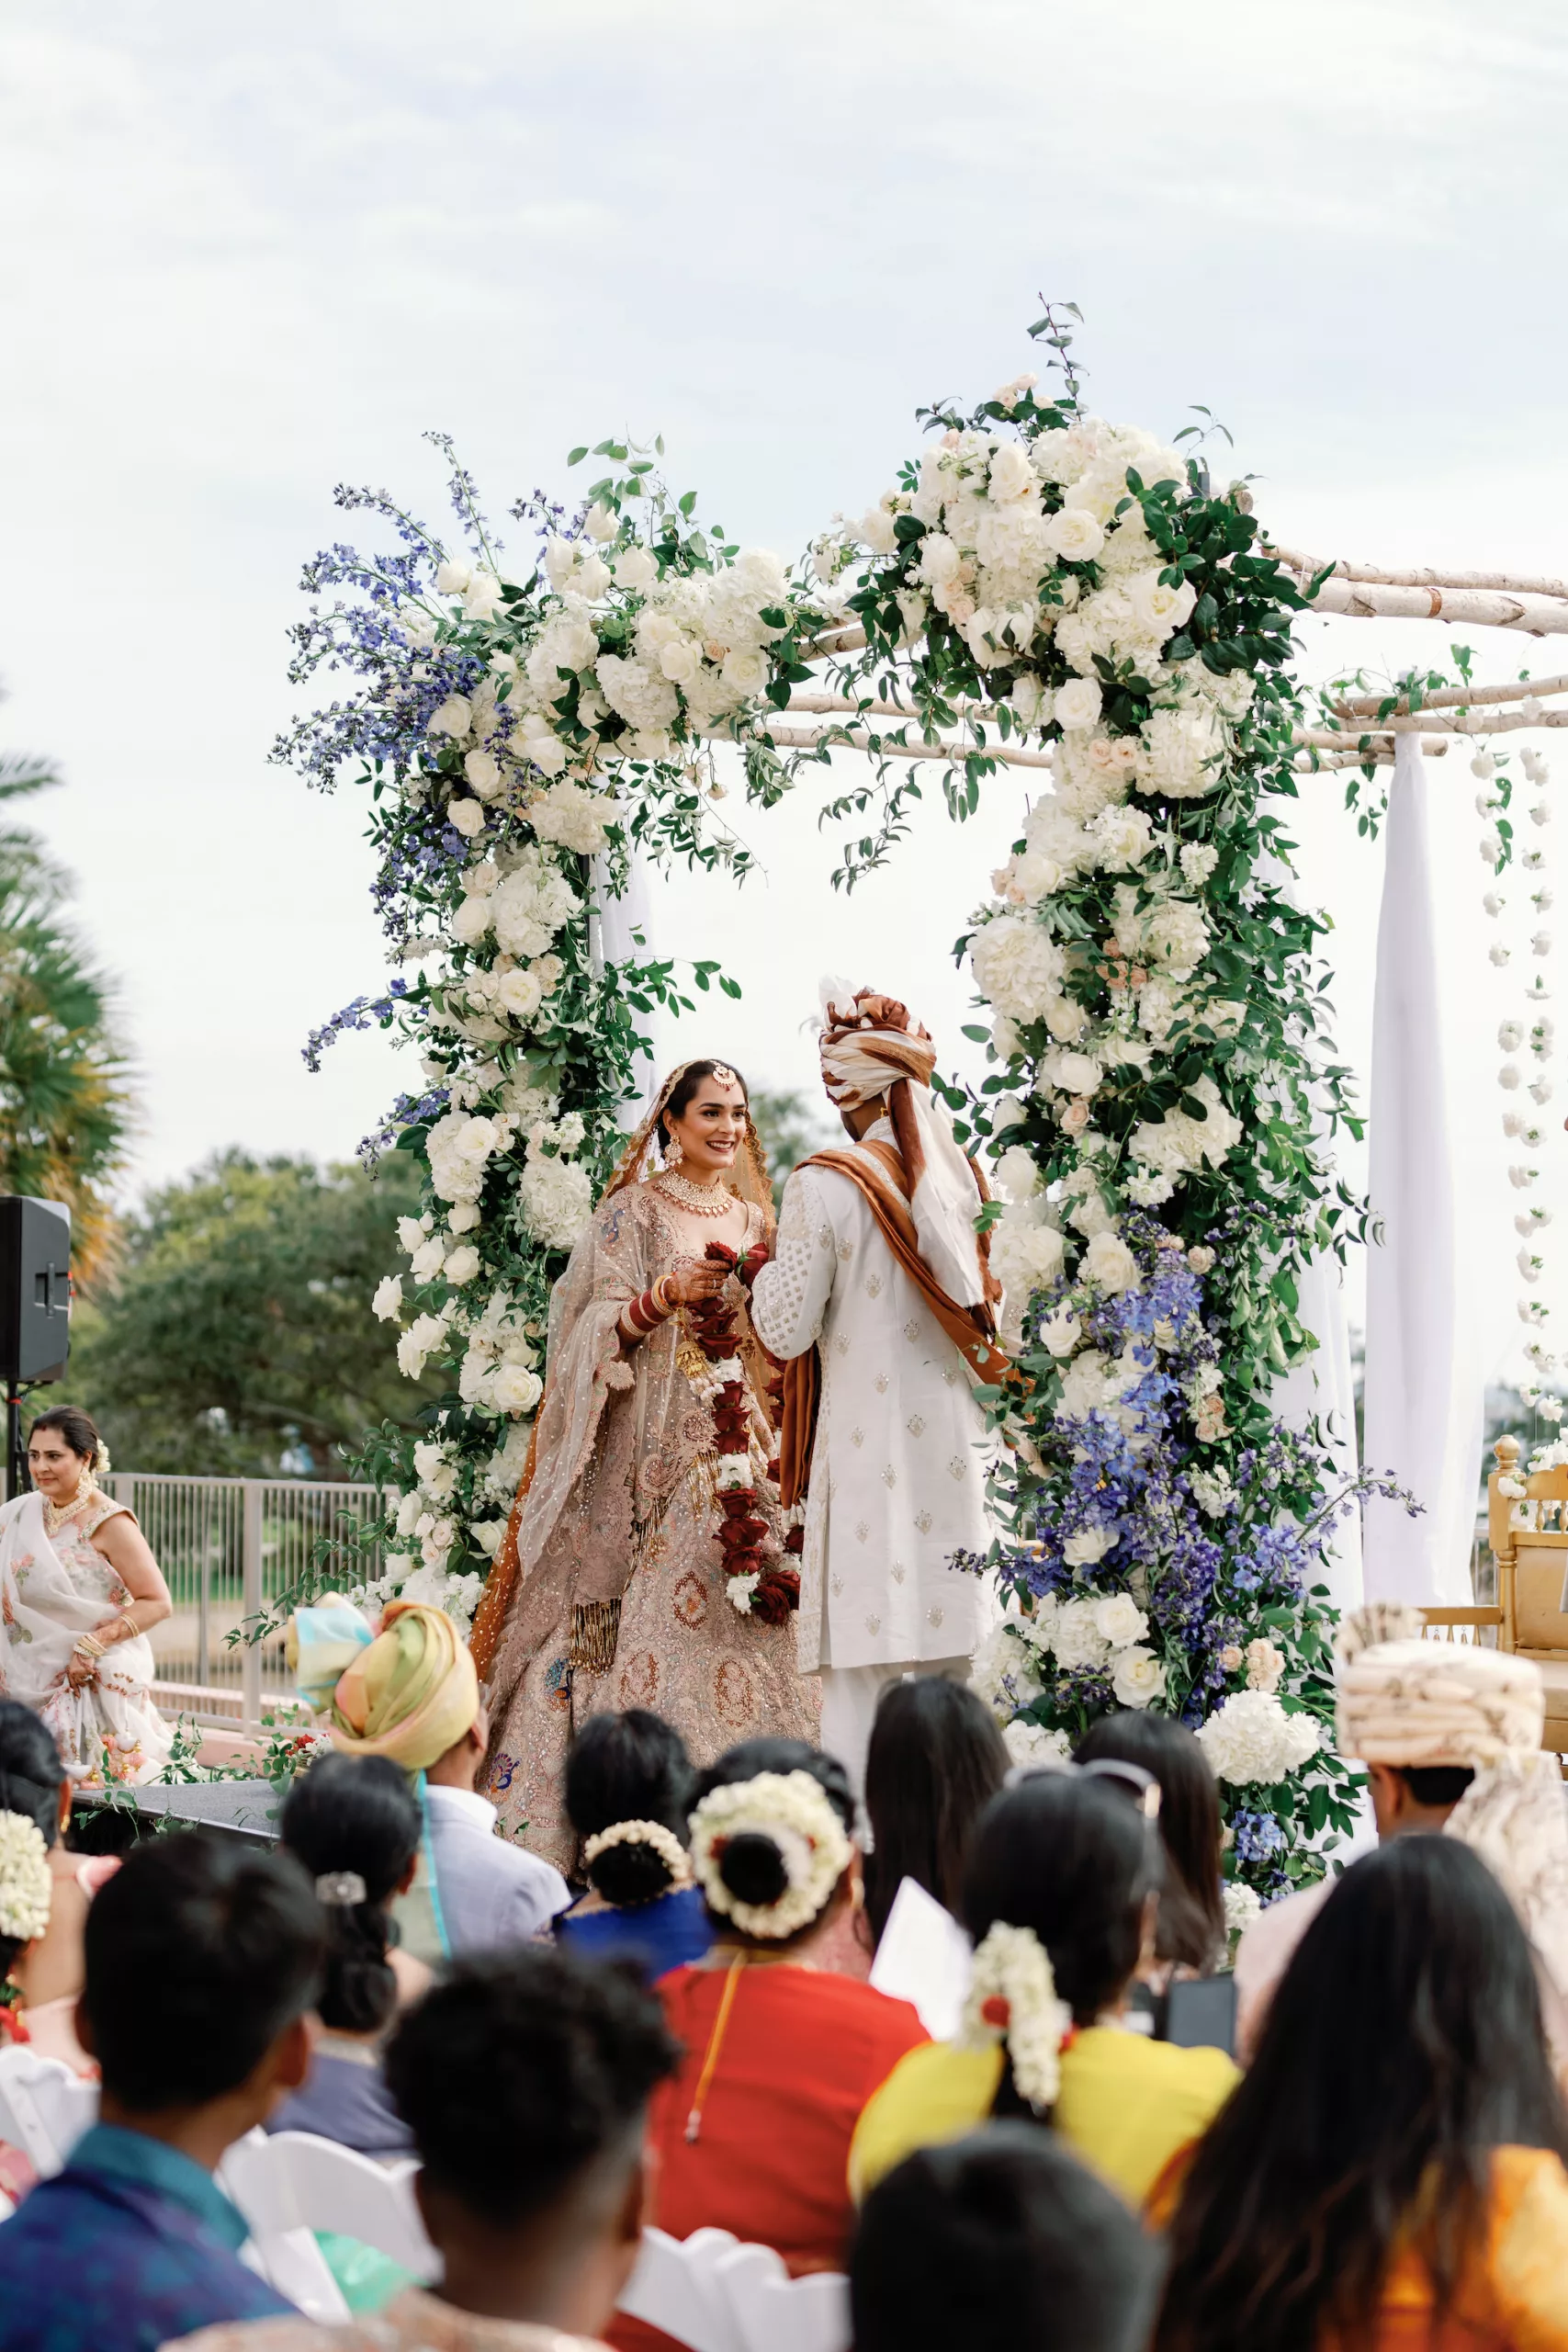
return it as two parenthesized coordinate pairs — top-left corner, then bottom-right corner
(666, 1136), (684, 1168)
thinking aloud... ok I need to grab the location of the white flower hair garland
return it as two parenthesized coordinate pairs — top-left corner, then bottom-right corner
(0, 1814), (52, 1950)
(688, 1769), (852, 1939)
(581, 1818), (692, 1890)
(958, 1921), (1074, 2112)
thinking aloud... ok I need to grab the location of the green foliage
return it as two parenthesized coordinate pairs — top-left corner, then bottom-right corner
(0, 721), (131, 1283)
(70, 1151), (441, 1475)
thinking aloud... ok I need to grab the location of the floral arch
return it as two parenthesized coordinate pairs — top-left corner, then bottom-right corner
(277, 316), (1557, 1912)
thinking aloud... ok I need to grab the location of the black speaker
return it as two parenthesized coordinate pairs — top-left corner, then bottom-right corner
(0, 1197), (71, 1385)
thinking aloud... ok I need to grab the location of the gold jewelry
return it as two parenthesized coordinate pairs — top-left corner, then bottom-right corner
(44, 1467), (97, 1540)
(666, 1137), (684, 1167)
(657, 1171), (735, 1217)
(73, 1633), (106, 1661)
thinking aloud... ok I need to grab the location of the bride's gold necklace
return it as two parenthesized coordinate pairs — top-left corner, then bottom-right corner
(657, 1170), (737, 1217)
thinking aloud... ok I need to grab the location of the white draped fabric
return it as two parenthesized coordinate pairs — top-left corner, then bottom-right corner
(592, 847), (660, 1127)
(1361, 735), (1483, 1603)
(1275, 1250), (1364, 1615)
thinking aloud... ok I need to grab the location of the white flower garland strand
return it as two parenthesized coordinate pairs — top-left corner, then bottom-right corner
(958, 1921), (1074, 2112)
(688, 1770), (852, 1939)
(581, 1818), (692, 1890)
(0, 1814), (52, 1948)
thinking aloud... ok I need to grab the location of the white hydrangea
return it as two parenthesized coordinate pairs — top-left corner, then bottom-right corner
(1195, 1690), (1321, 1786)
(970, 916), (1066, 1022)
(1001, 1719), (1073, 1770)
(518, 1154), (593, 1251)
(528, 780), (615, 855)
(594, 652), (680, 734)
(491, 849), (580, 962)
(970, 1621), (1045, 1716)
(1141, 896), (1212, 980)
(1223, 1881), (1263, 1939)
(1128, 1075), (1241, 1182)
(1139, 703), (1226, 799)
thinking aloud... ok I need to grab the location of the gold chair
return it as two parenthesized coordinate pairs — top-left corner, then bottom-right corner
(1485, 1432), (1568, 1756)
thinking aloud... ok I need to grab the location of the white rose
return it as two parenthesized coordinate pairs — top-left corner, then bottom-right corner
(492, 967), (545, 1024)
(429, 695), (472, 740)
(993, 1144), (1041, 1202)
(434, 558), (473, 595)
(584, 502), (618, 543)
(371, 1275), (403, 1323)
(1111, 1646), (1167, 1710)
(447, 797), (486, 839)
(1056, 1350), (1109, 1419)
(1039, 1305), (1081, 1358)
(462, 570), (506, 623)
(409, 1235), (447, 1281)
(995, 849), (1062, 906)
(396, 1312), (449, 1381)
(1093, 1591), (1146, 1645)
(398, 1216), (427, 1254)
(574, 554), (612, 601)
(613, 545), (659, 592)
(1061, 1526), (1118, 1569)
(1055, 677), (1104, 732)
(659, 638), (703, 687)
(463, 750), (503, 799)
(451, 895), (492, 948)
(991, 1093), (1027, 1134)
(1126, 570), (1197, 638)
(1050, 1050), (1103, 1097)
(856, 507), (899, 556)
(1042, 506), (1105, 562)
(394, 1490), (423, 1536)
(448, 1202), (480, 1234)
(1084, 1229), (1140, 1295)
(987, 442), (1035, 503)
(491, 1362), (544, 1417)
(917, 533), (962, 587)
(543, 536), (577, 590)
(722, 646), (767, 694)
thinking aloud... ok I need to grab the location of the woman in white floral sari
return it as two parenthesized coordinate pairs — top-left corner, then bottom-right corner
(0, 1407), (173, 1785)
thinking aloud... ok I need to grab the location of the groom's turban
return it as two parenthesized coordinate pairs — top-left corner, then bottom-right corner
(817, 978), (987, 1311)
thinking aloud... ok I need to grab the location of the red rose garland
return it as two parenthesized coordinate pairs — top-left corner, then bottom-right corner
(690, 1242), (800, 1626)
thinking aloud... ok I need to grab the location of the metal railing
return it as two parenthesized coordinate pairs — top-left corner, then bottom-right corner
(109, 1474), (381, 1734)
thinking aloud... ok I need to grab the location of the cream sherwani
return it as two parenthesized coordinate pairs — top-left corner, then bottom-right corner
(751, 1117), (994, 1788)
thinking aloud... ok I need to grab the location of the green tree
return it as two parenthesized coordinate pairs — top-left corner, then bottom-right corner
(69, 1151), (441, 1476)
(0, 729), (133, 1283)
(749, 1085), (836, 1206)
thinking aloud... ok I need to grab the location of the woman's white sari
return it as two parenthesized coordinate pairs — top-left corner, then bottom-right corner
(0, 1491), (172, 1784)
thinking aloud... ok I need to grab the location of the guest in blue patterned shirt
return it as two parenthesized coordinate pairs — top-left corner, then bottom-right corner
(0, 1827), (327, 2352)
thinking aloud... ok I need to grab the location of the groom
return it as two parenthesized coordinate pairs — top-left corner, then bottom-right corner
(751, 981), (1009, 1796)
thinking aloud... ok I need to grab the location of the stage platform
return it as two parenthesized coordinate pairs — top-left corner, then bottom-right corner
(73, 1776), (283, 1852)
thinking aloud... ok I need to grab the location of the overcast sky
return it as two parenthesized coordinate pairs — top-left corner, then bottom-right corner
(1, 0), (1564, 1378)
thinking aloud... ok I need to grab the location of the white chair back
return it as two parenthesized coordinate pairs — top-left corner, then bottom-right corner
(0, 2048), (98, 2178)
(218, 2127), (438, 2281)
(617, 2226), (851, 2352)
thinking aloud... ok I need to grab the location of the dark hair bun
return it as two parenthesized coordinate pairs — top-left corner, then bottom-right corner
(587, 1837), (678, 1908)
(717, 1830), (791, 1907)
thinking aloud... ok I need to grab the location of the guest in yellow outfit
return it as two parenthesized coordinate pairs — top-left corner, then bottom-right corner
(296, 1599), (567, 1962)
(1154, 1835), (1568, 2352)
(850, 1769), (1238, 2211)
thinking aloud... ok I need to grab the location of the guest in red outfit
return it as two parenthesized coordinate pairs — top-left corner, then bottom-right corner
(608, 1739), (927, 2352)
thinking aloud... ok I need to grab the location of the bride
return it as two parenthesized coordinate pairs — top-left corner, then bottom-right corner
(472, 1060), (818, 1871)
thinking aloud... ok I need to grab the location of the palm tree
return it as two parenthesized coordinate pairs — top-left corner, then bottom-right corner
(0, 725), (133, 1284)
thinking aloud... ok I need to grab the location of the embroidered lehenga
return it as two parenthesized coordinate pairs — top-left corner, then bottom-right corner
(473, 1076), (818, 1872)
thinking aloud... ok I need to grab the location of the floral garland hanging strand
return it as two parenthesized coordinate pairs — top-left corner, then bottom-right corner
(682, 1242), (800, 1624)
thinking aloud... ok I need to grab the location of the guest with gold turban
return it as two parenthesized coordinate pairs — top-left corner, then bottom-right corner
(1235, 1600), (1568, 2067)
(295, 1600), (568, 1960)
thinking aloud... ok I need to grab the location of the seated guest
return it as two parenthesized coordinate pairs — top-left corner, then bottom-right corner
(272, 1753), (425, 2158)
(168, 1947), (681, 2352)
(0, 1830), (324, 2352)
(0, 1700), (120, 2076)
(863, 1678), (1009, 1951)
(324, 1600), (569, 1957)
(611, 1740), (929, 2351)
(852, 2125), (1158, 2352)
(557, 1711), (712, 1979)
(1155, 1836), (1568, 2352)
(850, 1771), (1238, 2209)
(1076, 1712), (1226, 1983)
(1235, 1600), (1568, 2060)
